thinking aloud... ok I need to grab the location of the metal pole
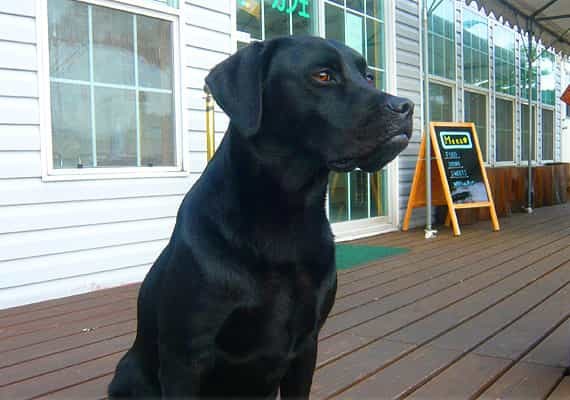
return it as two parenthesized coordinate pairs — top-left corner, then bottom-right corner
(423, 0), (436, 238)
(204, 84), (216, 162)
(526, 19), (533, 213)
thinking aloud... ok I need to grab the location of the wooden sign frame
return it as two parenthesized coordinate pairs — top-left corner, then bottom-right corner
(402, 122), (500, 236)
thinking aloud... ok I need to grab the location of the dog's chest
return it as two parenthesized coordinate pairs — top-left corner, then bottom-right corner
(216, 264), (331, 362)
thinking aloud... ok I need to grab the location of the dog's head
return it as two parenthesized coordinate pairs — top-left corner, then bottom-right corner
(205, 36), (413, 173)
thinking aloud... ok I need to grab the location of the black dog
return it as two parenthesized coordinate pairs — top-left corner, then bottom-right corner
(108, 36), (413, 399)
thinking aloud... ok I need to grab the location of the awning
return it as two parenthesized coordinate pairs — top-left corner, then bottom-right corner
(467, 0), (570, 55)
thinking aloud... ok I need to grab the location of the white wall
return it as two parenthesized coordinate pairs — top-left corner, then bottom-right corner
(0, 0), (232, 309)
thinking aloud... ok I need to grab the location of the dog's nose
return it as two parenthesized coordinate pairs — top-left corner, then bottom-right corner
(387, 97), (414, 116)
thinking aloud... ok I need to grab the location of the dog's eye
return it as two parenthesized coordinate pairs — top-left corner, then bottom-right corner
(365, 73), (375, 84)
(313, 70), (333, 83)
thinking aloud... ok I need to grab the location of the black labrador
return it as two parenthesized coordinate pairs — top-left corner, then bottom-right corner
(108, 36), (413, 399)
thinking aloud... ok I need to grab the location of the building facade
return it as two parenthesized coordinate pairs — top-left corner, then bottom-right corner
(0, 0), (565, 308)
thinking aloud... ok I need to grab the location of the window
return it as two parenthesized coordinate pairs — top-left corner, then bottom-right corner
(540, 51), (556, 106)
(542, 108), (554, 161)
(47, 0), (177, 170)
(463, 10), (488, 88)
(464, 91), (487, 161)
(428, 0), (455, 80)
(236, 0), (318, 44)
(520, 41), (538, 101)
(494, 25), (515, 96)
(495, 98), (514, 162)
(429, 82), (453, 122)
(521, 104), (537, 161)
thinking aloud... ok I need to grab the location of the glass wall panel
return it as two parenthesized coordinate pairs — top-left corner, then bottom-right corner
(495, 98), (514, 162)
(464, 91), (487, 161)
(542, 109), (554, 161)
(494, 25), (515, 96)
(462, 10), (488, 88)
(428, 0), (455, 80)
(429, 82), (453, 122)
(329, 172), (349, 223)
(520, 41), (538, 101)
(520, 104), (536, 161)
(540, 51), (556, 106)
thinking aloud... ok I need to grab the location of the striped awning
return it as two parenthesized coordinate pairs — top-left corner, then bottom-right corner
(466, 0), (570, 55)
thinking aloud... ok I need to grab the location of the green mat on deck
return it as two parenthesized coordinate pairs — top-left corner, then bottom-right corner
(335, 244), (409, 271)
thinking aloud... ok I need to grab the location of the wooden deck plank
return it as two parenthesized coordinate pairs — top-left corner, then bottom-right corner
(0, 305), (135, 353)
(404, 353), (510, 400)
(477, 362), (564, 400)
(331, 218), (570, 316)
(33, 374), (112, 400)
(0, 334), (133, 387)
(0, 298), (137, 340)
(0, 352), (123, 400)
(0, 204), (569, 400)
(0, 319), (136, 369)
(547, 377), (570, 400)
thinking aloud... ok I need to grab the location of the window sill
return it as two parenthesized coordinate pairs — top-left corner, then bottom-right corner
(42, 169), (190, 182)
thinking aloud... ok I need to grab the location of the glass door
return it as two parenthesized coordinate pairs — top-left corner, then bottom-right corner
(324, 0), (390, 224)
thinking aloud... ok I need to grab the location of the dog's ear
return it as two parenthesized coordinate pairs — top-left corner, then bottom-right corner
(205, 41), (269, 138)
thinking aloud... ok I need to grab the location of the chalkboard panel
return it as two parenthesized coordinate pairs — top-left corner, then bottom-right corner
(433, 125), (488, 204)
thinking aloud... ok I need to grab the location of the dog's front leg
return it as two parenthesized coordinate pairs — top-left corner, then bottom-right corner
(158, 344), (205, 398)
(279, 340), (318, 400)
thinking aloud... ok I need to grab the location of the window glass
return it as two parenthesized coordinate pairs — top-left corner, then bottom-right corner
(494, 25), (515, 96)
(236, 0), (318, 43)
(495, 98), (514, 162)
(542, 108), (554, 160)
(350, 170), (368, 220)
(540, 51), (556, 106)
(520, 104), (536, 161)
(429, 82), (453, 122)
(50, 82), (93, 168)
(329, 172), (349, 223)
(325, 3), (345, 42)
(462, 10), (488, 88)
(520, 41), (538, 101)
(428, 0), (455, 80)
(464, 91), (487, 161)
(47, 0), (176, 169)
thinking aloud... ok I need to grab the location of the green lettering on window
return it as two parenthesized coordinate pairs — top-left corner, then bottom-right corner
(272, 0), (310, 19)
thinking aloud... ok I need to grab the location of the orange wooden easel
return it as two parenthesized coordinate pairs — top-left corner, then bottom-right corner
(402, 122), (500, 236)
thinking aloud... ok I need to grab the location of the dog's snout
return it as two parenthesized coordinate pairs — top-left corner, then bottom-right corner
(387, 97), (414, 116)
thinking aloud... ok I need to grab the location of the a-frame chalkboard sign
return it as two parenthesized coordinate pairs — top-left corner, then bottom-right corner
(403, 122), (500, 236)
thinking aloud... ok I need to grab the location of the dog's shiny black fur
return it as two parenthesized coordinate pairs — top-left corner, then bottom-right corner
(108, 36), (413, 399)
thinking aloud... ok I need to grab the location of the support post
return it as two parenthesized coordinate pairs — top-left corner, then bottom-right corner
(526, 19), (533, 214)
(204, 85), (216, 162)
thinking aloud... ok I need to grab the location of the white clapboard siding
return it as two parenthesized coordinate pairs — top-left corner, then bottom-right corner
(185, 68), (209, 90)
(0, 240), (167, 289)
(0, 70), (38, 98)
(0, 264), (151, 309)
(0, 96), (39, 125)
(187, 25), (231, 54)
(0, 13), (36, 43)
(185, 4), (231, 33)
(189, 131), (225, 152)
(0, 151), (42, 178)
(188, 109), (229, 132)
(0, 176), (197, 206)
(187, 0), (231, 14)
(0, 41), (36, 70)
(0, 195), (184, 234)
(0, 125), (40, 151)
(186, 46), (230, 70)
(0, 0), (35, 17)
(0, 218), (176, 262)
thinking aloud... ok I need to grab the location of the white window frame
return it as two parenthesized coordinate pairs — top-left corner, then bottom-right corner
(38, 0), (185, 181)
(494, 94), (516, 166)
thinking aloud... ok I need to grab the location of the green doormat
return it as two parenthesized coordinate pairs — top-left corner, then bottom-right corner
(335, 244), (409, 271)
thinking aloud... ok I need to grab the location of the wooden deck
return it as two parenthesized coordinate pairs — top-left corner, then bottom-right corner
(1, 204), (570, 399)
